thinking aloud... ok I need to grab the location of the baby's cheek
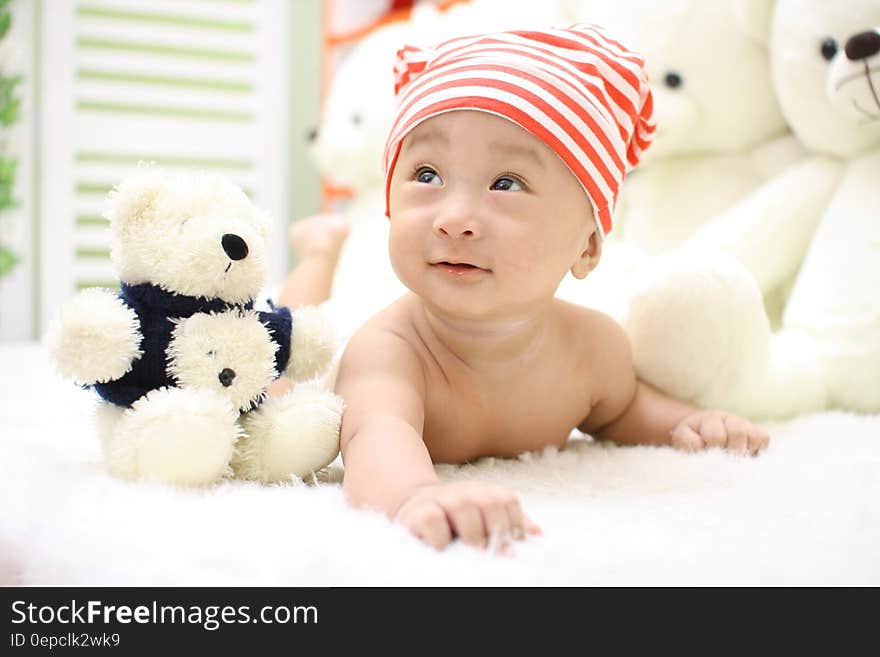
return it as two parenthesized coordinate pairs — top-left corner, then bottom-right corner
(388, 229), (423, 290)
(505, 237), (563, 278)
(498, 255), (557, 300)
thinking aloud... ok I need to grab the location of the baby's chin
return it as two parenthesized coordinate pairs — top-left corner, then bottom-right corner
(409, 281), (492, 319)
(423, 289), (553, 326)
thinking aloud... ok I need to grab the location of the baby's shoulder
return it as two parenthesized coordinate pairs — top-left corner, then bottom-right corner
(556, 300), (631, 363)
(555, 301), (637, 432)
(338, 297), (425, 380)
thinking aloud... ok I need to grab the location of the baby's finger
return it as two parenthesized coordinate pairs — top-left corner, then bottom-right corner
(444, 502), (487, 548)
(748, 427), (771, 455)
(723, 416), (749, 454)
(406, 503), (452, 550)
(699, 413), (727, 449)
(523, 513), (543, 536)
(505, 500), (527, 540)
(671, 423), (704, 452)
(482, 503), (512, 552)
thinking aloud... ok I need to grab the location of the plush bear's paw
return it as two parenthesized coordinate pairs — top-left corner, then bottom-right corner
(104, 387), (240, 485)
(287, 306), (337, 381)
(44, 288), (142, 385)
(233, 386), (343, 483)
(623, 250), (771, 405)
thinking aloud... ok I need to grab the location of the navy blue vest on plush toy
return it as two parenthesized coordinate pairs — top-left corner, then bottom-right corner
(91, 283), (292, 408)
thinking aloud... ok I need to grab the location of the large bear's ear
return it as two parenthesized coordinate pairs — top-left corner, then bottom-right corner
(103, 167), (168, 228)
(733, 0), (775, 45)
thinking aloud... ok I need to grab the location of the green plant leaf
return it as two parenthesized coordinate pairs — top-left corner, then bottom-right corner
(0, 75), (21, 126)
(0, 158), (16, 209)
(0, 12), (10, 40)
(0, 244), (17, 278)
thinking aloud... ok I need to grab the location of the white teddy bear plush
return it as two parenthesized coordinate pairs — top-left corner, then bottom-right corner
(557, 0), (801, 317)
(46, 169), (343, 485)
(623, 0), (880, 419)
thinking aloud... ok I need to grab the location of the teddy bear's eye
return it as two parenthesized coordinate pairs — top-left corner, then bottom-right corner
(207, 350), (215, 357)
(820, 37), (838, 61)
(664, 71), (683, 89)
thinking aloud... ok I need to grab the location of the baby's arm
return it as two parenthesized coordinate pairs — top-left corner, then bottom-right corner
(580, 315), (770, 455)
(336, 324), (538, 550)
(335, 326), (437, 513)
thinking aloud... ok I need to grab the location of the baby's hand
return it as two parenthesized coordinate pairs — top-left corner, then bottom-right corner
(671, 410), (770, 456)
(393, 481), (541, 552)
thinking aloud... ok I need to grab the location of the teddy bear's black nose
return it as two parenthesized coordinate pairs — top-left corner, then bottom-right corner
(221, 234), (249, 261)
(845, 30), (880, 61)
(218, 368), (236, 387)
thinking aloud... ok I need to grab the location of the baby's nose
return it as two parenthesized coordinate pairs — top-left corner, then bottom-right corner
(433, 205), (480, 239)
(435, 222), (476, 238)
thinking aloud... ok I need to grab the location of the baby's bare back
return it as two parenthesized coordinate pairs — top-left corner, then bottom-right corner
(371, 295), (617, 464)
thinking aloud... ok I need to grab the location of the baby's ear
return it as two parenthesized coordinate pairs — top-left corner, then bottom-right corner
(570, 231), (602, 280)
(103, 168), (168, 229)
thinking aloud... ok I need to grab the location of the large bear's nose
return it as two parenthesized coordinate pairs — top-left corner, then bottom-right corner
(221, 233), (248, 260)
(845, 30), (880, 61)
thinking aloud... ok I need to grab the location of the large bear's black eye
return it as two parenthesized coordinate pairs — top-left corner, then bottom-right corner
(218, 368), (236, 387)
(664, 71), (683, 89)
(820, 37), (838, 61)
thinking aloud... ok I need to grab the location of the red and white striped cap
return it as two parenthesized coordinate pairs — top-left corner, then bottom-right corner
(382, 24), (656, 237)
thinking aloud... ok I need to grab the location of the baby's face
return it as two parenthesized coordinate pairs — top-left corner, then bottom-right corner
(388, 110), (598, 320)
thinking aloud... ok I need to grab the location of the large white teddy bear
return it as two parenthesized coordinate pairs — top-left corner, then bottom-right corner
(590, 0), (795, 252)
(624, 0), (880, 419)
(557, 0), (800, 318)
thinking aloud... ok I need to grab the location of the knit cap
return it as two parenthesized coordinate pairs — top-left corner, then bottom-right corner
(382, 23), (656, 237)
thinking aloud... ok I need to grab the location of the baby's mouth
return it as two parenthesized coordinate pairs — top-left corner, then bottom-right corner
(431, 260), (491, 275)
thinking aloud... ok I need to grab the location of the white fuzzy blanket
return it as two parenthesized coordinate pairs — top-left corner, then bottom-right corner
(1, 343), (877, 586)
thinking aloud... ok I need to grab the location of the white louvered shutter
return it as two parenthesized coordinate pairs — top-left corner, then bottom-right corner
(39, 0), (293, 329)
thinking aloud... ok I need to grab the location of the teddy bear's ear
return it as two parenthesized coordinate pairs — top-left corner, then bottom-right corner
(733, 0), (775, 45)
(103, 168), (168, 228)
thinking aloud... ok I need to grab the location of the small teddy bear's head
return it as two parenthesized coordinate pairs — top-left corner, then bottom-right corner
(167, 310), (279, 413)
(772, 0), (880, 158)
(104, 169), (271, 304)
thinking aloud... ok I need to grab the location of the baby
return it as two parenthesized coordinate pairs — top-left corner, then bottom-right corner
(319, 25), (770, 551)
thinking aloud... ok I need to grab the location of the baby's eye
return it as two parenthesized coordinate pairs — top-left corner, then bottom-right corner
(490, 176), (523, 192)
(415, 167), (442, 186)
